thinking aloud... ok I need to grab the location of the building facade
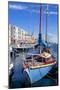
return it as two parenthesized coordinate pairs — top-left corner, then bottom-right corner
(9, 24), (37, 47)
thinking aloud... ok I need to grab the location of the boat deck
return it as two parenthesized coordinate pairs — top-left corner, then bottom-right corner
(23, 57), (56, 69)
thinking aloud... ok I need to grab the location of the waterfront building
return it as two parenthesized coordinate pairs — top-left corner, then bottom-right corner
(9, 24), (37, 48)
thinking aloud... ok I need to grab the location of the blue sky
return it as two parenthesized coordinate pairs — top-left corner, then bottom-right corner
(8, 1), (58, 43)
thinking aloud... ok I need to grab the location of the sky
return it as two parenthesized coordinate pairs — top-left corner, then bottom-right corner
(8, 1), (58, 43)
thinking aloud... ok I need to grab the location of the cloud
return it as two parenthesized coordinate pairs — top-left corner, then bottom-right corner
(9, 4), (40, 14)
(49, 11), (58, 15)
(9, 4), (28, 10)
(44, 5), (58, 15)
(44, 11), (58, 15)
(9, 4), (58, 15)
(47, 33), (57, 43)
(29, 9), (40, 13)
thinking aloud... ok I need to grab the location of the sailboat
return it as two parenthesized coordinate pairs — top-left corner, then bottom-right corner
(23, 4), (56, 84)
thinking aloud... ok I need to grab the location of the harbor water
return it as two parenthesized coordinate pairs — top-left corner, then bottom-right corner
(9, 43), (58, 88)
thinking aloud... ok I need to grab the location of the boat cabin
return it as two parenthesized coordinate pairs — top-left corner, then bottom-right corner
(23, 52), (56, 69)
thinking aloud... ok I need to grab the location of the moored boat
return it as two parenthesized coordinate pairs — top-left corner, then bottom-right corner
(23, 4), (57, 84)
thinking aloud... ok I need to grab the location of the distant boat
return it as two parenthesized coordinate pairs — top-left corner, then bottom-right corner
(23, 4), (57, 84)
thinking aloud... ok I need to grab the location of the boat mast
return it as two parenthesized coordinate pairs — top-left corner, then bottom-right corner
(38, 3), (42, 53)
(40, 3), (42, 35)
(45, 5), (48, 43)
(38, 3), (42, 45)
